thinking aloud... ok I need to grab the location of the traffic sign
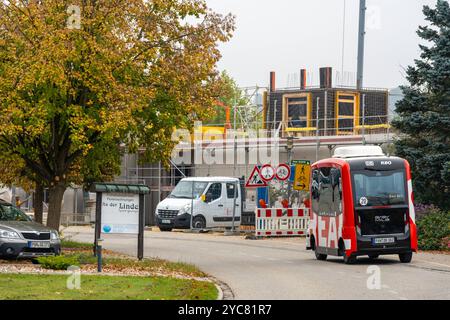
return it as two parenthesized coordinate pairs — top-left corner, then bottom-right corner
(275, 164), (291, 181)
(260, 164), (275, 182)
(246, 166), (268, 188)
(292, 160), (311, 191)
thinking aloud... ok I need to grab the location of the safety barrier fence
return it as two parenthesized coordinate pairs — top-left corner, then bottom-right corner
(255, 208), (309, 237)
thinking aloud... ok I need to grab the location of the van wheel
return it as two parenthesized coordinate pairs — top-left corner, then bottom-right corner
(399, 252), (412, 263)
(314, 250), (327, 261)
(193, 216), (206, 229)
(159, 227), (172, 232)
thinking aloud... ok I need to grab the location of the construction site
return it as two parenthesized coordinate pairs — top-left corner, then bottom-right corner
(4, 0), (400, 228)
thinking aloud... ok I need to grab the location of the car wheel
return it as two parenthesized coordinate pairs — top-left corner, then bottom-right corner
(314, 250), (327, 261)
(399, 252), (413, 263)
(159, 227), (173, 232)
(193, 216), (206, 229)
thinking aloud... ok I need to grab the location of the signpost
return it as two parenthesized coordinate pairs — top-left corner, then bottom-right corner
(92, 183), (150, 261)
(292, 160), (311, 191)
(260, 164), (275, 182)
(246, 166), (267, 188)
(275, 164), (291, 181)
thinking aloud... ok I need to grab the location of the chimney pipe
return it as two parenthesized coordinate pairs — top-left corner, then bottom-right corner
(319, 67), (332, 89)
(300, 69), (307, 90)
(270, 71), (276, 92)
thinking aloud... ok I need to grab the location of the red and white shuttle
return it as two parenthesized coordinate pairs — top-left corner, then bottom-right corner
(306, 146), (417, 264)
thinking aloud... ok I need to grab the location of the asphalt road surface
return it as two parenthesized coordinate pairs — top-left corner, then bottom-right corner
(65, 226), (450, 300)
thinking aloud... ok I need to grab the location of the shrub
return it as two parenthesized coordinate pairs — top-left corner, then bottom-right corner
(37, 253), (97, 270)
(37, 255), (79, 270)
(414, 203), (437, 221)
(417, 208), (450, 251)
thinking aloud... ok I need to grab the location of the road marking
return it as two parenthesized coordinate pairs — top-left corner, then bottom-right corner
(267, 258), (278, 261)
(399, 297), (408, 300)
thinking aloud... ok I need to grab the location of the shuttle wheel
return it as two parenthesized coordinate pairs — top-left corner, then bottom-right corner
(343, 254), (357, 264)
(399, 252), (412, 263)
(314, 250), (327, 261)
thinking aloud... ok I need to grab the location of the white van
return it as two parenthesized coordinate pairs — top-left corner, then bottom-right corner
(155, 177), (242, 231)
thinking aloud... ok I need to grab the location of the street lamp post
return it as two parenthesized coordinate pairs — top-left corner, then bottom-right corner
(286, 136), (294, 206)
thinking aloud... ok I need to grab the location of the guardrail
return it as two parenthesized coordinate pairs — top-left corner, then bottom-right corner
(255, 208), (309, 237)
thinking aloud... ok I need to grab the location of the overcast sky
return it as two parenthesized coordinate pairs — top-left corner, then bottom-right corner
(206, 0), (437, 89)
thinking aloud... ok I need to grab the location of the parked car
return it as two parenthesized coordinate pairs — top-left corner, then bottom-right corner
(0, 200), (61, 259)
(155, 177), (243, 231)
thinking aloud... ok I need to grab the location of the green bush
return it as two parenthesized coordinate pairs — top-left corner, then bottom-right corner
(37, 253), (97, 270)
(417, 209), (450, 251)
(37, 255), (79, 270)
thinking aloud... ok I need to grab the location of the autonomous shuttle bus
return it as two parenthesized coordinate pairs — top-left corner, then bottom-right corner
(306, 146), (418, 264)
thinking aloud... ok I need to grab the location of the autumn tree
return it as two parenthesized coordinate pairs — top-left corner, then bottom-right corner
(0, 0), (234, 229)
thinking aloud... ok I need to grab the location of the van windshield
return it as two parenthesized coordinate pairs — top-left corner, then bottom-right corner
(169, 181), (208, 199)
(352, 170), (406, 206)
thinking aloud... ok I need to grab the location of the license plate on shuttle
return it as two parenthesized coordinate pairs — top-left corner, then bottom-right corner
(373, 237), (395, 245)
(162, 220), (171, 224)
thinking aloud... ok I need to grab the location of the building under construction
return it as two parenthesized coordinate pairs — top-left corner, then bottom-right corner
(264, 67), (389, 138)
(111, 67), (394, 226)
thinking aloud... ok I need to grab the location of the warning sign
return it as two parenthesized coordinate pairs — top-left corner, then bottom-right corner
(246, 166), (268, 188)
(292, 160), (311, 191)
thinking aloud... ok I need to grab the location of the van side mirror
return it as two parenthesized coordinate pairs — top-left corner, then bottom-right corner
(201, 194), (206, 202)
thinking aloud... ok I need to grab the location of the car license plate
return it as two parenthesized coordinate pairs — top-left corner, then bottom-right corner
(28, 241), (51, 249)
(162, 219), (171, 224)
(373, 237), (395, 245)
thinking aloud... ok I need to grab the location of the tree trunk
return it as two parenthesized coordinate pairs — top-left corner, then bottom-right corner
(46, 183), (66, 231)
(33, 183), (44, 224)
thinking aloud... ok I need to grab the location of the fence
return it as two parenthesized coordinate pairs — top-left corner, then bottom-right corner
(255, 208), (309, 237)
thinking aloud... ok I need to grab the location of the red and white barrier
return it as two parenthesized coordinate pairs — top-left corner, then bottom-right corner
(255, 208), (309, 237)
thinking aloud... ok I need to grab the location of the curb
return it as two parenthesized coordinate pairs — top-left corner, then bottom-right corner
(215, 283), (224, 300)
(212, 277), (234, 300)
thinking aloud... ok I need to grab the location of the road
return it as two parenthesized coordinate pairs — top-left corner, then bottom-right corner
(64, 226), (450, 300)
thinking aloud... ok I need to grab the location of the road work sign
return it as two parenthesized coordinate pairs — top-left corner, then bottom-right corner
(292, 160), (311, 191)
(246, 166), (268, 188)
